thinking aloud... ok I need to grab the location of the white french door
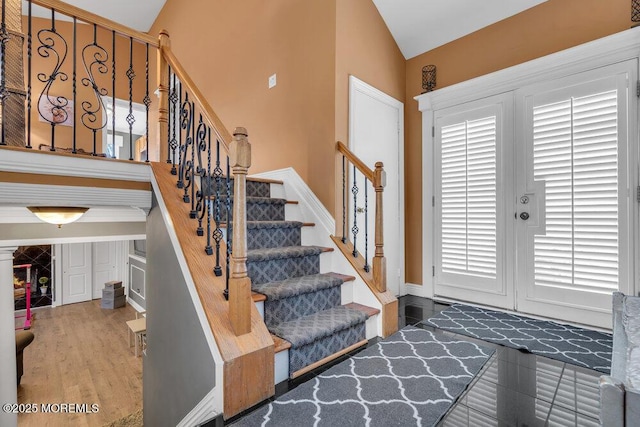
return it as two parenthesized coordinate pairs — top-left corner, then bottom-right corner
(515, 61), (636, 327)
(434, 93), (514, 309)
(434, 61), (637, 328)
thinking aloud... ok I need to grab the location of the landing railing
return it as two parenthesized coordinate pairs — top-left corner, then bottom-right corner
(336, 141), (386, 293)
(0, 0), (252, 337)
(0, 0), (156, 159)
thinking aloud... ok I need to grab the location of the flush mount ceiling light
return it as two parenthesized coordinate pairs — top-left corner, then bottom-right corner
(27, 207), (89, 228)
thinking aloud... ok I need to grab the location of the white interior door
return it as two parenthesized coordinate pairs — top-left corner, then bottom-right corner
(62, 243), (92, 305)
(515, 62), (636, 328)
(349, 76), (404, 296)
(92, 241), (117, 299)
(434, 93), (514, 309)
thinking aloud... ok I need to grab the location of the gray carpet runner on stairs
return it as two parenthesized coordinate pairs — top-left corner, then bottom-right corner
(214, 196), (286, 222)
(241, 180), (369, 377)
(204, 177), (271, 198)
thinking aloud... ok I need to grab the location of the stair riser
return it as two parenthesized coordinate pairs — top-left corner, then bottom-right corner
(248, 227), (301, 250)
(248, 255), (319, 285)
(288, 323), (366, 375)
(264, 287), (341, 328)
(205, 179), (270, 198)
(211, 201), (286, 222)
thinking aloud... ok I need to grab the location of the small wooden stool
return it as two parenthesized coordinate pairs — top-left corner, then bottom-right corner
(126, 317), (147, 357)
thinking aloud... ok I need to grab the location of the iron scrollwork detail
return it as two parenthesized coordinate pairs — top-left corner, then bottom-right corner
(36, 24), (70, 130)
(80, 26), (109, 134)
(195, 115), (209, 235)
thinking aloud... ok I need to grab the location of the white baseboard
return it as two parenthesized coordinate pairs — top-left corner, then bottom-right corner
(177, 387), (218, 427)
(126, 298), (145, 314)
(404, 282), (432, 298)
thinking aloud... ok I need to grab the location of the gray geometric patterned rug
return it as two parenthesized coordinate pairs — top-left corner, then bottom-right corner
(423, 304), (612, 374)
(232, 325), (494, 427)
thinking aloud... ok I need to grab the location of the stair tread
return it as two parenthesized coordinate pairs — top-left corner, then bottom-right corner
(344, 302), (380, 318)
(209, 196), (287, 205)
(272, 334), (292, 353)
(219, 221), (315, 228)
(246, 221), (303, 229)
(209, 175), (283, 185)
(252, 292), (266, 302)
(270, 306), (367, 348)
(325, 272), (356, 283)
(246, 177), (284, 185)
(253, 273), (346, 301)
(247, 245), (332, 262)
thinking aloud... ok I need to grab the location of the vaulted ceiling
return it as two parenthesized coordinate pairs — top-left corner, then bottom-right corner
(26, 0), (548, 59)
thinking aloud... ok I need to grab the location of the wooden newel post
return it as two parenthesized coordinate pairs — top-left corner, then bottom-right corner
(372, 162), (387, 293)
(229, 127), (252, 336)
(158, 30), (170, 165)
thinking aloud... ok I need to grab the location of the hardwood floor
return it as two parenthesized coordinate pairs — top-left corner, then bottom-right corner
(17, 300), (143, 427)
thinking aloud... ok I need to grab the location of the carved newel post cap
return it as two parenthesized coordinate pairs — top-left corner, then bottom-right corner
(230, 127), (251, 169)
(234, 127), (248, 137)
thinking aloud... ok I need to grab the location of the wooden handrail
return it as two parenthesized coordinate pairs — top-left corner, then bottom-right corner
(30, 0), (158, 46)
(160, 45), (233, 152)
(336, 141), (374, 182)
(336, 140), (386, 294)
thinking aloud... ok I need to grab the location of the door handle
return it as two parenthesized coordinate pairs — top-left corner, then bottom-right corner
(520, 212), (530, 220)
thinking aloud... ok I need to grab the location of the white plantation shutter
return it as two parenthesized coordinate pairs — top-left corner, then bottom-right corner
(441, 116), (497, 278)
(533, 90), (619, 292)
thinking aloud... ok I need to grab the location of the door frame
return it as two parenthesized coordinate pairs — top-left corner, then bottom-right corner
(416, 28), (640, 326)
(348, 75), (405, 296)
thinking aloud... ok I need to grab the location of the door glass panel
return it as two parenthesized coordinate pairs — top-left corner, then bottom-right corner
(533, 90), (618, 292)
(441, 116), (497, 278)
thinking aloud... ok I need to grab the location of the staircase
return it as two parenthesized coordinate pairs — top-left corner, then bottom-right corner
(238, 179), (377, 379)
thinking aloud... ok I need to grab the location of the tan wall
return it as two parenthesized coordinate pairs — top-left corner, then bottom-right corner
(334, 0), (405, 143)
(150, 0), (404, 216)
(403, 0), (632, 285)
(151, 0), (336, 210)
(24, 17), (154, 155)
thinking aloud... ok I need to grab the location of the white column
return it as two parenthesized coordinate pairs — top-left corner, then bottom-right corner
(0, 247), (18, 427)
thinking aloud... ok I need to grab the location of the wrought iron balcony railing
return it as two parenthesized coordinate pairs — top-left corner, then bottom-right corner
(0, 0), (253, 336)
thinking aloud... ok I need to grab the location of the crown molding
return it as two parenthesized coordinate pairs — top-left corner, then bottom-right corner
(415, 27), (640, 112)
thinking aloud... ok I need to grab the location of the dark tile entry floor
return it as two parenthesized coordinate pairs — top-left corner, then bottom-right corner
(400, 296), (602, 427)
(224, 296), (603, 426)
